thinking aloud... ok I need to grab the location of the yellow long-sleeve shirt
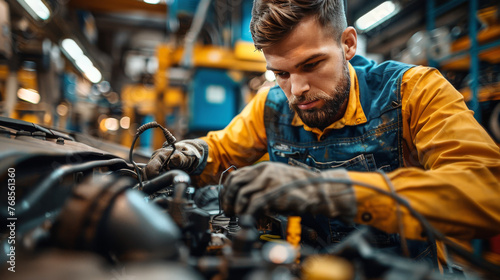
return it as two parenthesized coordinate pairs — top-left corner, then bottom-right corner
(198, 63), (500, 244)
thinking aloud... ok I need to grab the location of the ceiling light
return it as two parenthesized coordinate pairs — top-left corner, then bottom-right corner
(143, 0), (161, 4)
(17, 0), (51, 21)
(83, 66), (103, 84)
(17, 88), (40, 104)
(355, 1), (400, 32)
(61, 39), (84, 60)
(75, 56), (93, 70)
(60, 38), (102, 84)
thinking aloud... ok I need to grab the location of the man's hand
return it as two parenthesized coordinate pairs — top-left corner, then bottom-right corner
(144, 139), (208, 179)
(221, 162), (357, 221)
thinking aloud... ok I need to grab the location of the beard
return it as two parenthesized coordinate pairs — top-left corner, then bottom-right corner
(288, 60), (351, 130)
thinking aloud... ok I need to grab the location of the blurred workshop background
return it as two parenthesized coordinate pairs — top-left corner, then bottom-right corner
(0, 0), (500, 154)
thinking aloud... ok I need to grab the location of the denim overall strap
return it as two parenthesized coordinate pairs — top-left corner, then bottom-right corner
(263, 55), (435, 264)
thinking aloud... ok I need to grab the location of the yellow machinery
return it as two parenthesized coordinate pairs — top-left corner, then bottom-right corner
(121, 41), (268, 150)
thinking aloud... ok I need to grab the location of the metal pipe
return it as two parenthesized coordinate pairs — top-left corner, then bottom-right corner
(180, 0), (213, 68)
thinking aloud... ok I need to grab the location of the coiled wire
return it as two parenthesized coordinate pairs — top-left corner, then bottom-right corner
(129, 121), (177, 189)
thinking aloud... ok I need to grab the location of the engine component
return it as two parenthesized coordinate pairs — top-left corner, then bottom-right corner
(1, 116), (498, 279)
(51, 174), (181, 261)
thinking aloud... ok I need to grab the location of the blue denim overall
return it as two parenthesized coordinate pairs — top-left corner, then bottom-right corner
(264, 55), (435, 264)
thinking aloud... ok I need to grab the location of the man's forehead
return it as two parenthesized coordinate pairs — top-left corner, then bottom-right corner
(265, 52), (328, 72)
(261, 18), (338, 69)
(263, 39), (336, 71)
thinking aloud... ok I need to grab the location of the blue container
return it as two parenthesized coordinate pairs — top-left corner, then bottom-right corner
(189, 68), (239, 131)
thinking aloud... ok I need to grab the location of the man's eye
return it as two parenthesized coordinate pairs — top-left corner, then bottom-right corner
(303, 61), (320, 70)
(275, 72), (289, 78)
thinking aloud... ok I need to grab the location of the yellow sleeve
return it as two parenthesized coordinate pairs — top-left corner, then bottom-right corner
(195, 88), (270, 185)
(350, 66), (500, 241)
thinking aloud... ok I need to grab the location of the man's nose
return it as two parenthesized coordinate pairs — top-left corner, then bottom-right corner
(290, 74), (310, 97)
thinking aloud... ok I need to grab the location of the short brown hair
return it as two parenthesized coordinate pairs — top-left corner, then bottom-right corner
(250, 0), (347, 50)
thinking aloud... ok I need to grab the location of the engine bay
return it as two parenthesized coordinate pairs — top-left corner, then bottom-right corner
(0, 116), (498, 280)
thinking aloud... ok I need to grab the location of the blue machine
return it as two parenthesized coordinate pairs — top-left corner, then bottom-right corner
(189, 68), (239, 131)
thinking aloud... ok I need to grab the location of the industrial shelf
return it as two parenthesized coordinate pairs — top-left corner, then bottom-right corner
(426, 0), (500, 122)
(439, 43), (500, 71)
(460, 81), (500, 103)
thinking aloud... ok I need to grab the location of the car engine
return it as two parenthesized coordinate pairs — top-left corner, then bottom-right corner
(0, 116), (498, 280)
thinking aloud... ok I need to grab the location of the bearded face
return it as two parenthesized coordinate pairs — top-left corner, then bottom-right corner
(288, 59), (350, 129)
(262, 16), (357, 130)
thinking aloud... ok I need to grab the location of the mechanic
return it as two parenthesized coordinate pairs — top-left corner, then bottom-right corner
(145, 0), (500, 268)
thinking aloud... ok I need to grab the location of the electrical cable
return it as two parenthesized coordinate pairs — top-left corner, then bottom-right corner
(378, 171), (410, 258)
(129, 121), (177, 189)
(158, 145), (177, 174)
(208, 165), (239, 233)
(212, 165), (237, 222)
(238, 176), (500, 275)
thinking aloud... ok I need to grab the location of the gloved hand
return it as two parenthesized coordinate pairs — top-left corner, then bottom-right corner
(144, 139), (208, 180)
(221, 162), (356, 221)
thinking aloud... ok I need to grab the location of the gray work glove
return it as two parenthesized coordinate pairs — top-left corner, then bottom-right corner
(221, 162), (357, 221)
(144, 139), (208, 180)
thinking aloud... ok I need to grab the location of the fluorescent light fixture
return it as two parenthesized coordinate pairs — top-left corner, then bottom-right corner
(17, 0), (51, 21)
(17, 88), (41, 104)
(60, 38), (102, 83)
(355, 1), (400, 31)
(61, 39), (84, 60)
(84, 66), (103, 84)
(143, 0), (161, 4)
(75, 56), (93, 70)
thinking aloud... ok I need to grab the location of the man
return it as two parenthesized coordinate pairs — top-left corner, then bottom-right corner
(145, 0), (500, 267)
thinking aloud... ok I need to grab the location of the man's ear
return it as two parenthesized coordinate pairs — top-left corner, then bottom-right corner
(341, 27), (357, 60)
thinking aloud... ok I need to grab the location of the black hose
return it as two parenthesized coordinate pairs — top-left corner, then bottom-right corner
(17, 158), (129, 217)
(138, 169), (190, 195)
